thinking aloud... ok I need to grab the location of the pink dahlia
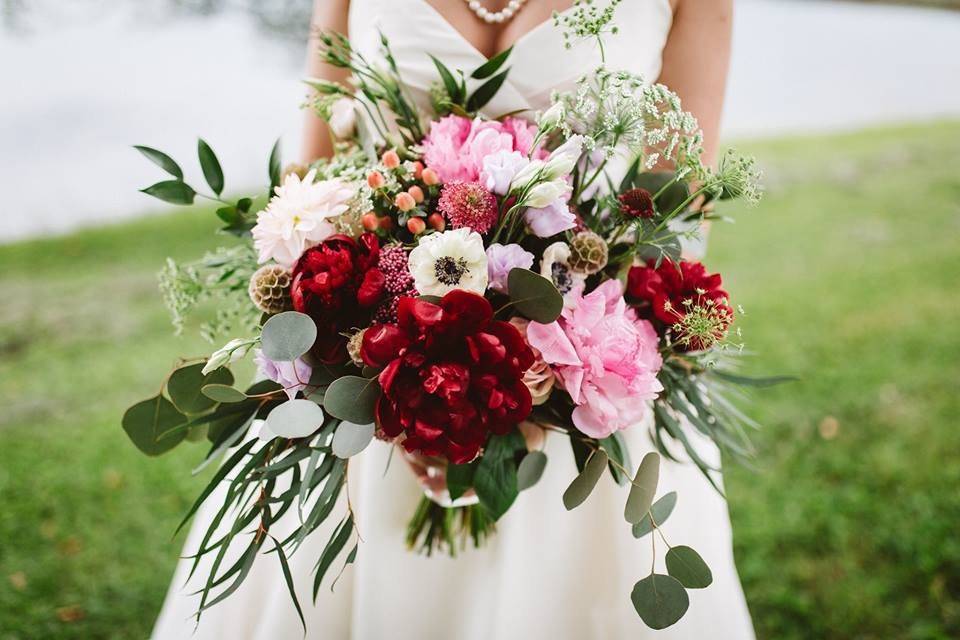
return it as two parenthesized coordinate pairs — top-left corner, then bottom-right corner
(422, 115), (543, 184)
(526, 279), (664, 439)
(437, 181), (499, 234)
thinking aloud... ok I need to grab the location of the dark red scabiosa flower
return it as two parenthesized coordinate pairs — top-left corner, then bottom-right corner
(360, 290), (535, 464)
(626, 258), (734, 351)
(291, 233), (385, 363)
(618, 187), (655, 219)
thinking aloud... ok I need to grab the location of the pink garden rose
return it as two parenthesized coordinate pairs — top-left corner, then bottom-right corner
(422, 115), (543, 184)
(526, 279), (663, 438)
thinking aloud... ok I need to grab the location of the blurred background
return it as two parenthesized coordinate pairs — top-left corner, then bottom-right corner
(1, 0), (958, 638)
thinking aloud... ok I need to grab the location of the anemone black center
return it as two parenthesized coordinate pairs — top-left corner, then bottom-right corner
(434, 256), (469, 285)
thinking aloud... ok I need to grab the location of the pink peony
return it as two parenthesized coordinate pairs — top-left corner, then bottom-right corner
(526, 279), (663, 438)
(422, 115), (542, 184)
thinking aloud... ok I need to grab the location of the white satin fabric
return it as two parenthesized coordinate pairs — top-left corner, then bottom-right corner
(152, 2), (755, 638)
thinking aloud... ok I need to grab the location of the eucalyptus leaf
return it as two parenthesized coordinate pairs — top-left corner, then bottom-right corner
(140, 180), (195, 205)
(201, 384), (247, 403)
(265, 399), (326, 439)
(133, 145), (183, 179)
(666, 545), (713, 589)
(261, 311), (317, 362)
(197, 138), (224, 195)
(323, 376), (380, 424)
(562, 449), (608, 510)
(331, 421), (375, 458)
(632, 491), (678, 538)
(122, 395), (188, 456)
(167, 363), (234, 414)
(516, 450), (547, 491)
(624, 451), (660, 524)
(507, 268), (563, 324)
(631, 573), (689, 630)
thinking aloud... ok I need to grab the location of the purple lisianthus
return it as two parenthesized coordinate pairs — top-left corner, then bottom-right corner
(254, 349), (312, 400)
(486, 243), (535, 294)
(524, 197), (576, 238)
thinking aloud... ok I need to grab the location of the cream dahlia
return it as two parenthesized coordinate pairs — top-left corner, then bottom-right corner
(252, 169), (355, 268)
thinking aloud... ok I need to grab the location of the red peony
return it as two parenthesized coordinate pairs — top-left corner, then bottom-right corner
(291, 233), (385, 363)
(626, 258), (733, 351)
(360, 290), (535, 463)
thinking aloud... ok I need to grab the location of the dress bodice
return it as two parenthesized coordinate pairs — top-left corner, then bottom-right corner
(347, 0), (674, 117)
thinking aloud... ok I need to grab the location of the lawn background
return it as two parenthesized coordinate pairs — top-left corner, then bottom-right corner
(1, 121), (958, 639)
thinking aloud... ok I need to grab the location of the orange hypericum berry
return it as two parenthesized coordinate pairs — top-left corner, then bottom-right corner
(412, 161), (424, 180)
(407, 185), (425, 203)
(427, 213), (446, 231)
(382, 149), (401, 169)
(379, 216), (394, 231)
(395, 192), (416, 212)
(407, 217), (426, 234)
(421, 167), (440, 186)
(367, 171), (386, 189)
(361, 212), (379, 230)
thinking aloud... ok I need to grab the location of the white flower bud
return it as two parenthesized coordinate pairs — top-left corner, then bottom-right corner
(543, 135), (585, 179)
(328, 97), (357, 140)
(538, 102), (564, 130)
(524, 179), (572, 209)
(202, 338), (255, 374)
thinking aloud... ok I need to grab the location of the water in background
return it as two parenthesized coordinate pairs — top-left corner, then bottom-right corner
(1, 0), (959, 241)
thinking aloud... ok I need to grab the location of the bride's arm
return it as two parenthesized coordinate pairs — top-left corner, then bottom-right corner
(657, 0), (733, 167)
(301, 0), (352, 163)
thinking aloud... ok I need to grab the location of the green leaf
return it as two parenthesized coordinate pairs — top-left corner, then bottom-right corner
(323, 376), (380, 424)
(271, 537), (306, 632)
(269, 138), (282, 190)
(201, 383), (247, 403)
(710, 369), (797, 388)
(516, 450), (547, 491)
(601, 432), (632, 485)
(632, 491), (678, 538)
(466, 68), (510, 112)
(313, 515), (354, 601)
(666, 545), (713, 589)
(632, 171), (689, 216)
(474, 432), (524, 520)
(197, 138), (224, 195)
(428, 54), (464, 105)
(624, 451), (660, 524)
(260, 311), (317, 362)
(446, 461), (477, 502)
(133, 145), (183, 179)
(470, 45), (513, 79)
(140, 180), (195, 205)
(507, 268), (563, 323)
(122, 395), (188, 456)
(331, 421), (375, 458)
(631, 574), (689, 630)
(562, 449), (608, 510)
(265, 399), (326, 439)
(167, 363), (234, 414)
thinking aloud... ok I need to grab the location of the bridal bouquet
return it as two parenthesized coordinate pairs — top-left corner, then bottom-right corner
(124, 9), (772, 631)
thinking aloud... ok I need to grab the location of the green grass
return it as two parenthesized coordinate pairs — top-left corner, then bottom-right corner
(1, 121), (959, 638)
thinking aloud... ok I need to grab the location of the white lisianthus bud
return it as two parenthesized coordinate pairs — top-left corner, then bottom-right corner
(543, 135), (585, 179)
(328, 97), (357, 139)
(525, 179), (572, 209)
(538, 102), (565, 131)
(511, 159), (546, 191)
(202, 338), (256, 374)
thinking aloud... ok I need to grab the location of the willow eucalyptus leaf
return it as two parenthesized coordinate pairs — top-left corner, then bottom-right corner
(516, 451), (548, 491)
(562, 449), (608, 510)
(624, 452), (660, 524)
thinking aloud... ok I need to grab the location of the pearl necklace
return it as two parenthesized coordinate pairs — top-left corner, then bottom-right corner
(464, 0), (528, 24)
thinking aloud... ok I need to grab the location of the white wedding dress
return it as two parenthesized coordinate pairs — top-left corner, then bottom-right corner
(153, 1), (755, 638)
